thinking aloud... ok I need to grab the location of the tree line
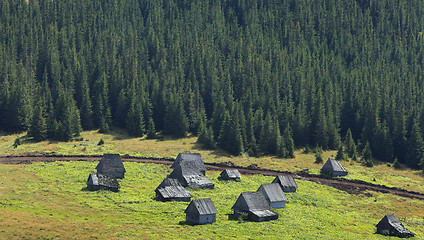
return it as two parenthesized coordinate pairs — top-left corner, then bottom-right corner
(0, 0), (423, 170)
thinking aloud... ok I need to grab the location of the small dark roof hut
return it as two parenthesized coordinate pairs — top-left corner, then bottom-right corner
(220, 169), (241, 181)
(320, 158), (348, 177)
(156, 186), (192, 202)
(257, 183), (288, 209)
(168, 161), (214, 189)
(96, 154), (126, 179)
(171, 153), (207, 175)
(272, 175), (298, 192)
(185, 198), (218, 225)
(232, 192), (278, 222)
(155, 178), (192, 202)
(376, 214), (415, 238)
(156, 178), (183, 189)
(86, 173), (120, 192)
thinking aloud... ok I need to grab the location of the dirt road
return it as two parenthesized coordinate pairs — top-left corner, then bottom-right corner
(1, 154), (423, 200)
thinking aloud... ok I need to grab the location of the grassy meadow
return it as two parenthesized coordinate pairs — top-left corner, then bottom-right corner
(1, 130), (423, 194)
(0, 161), (423, 239)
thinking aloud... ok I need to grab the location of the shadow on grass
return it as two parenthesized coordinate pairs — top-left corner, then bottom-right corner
(191, 142), (234, 158)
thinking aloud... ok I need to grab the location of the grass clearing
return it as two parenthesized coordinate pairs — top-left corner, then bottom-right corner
(1, 130), (423, 195)
(0, 161), (423, 239)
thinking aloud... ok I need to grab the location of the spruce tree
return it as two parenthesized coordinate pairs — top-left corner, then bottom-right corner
(344, 129), (356, 158)
(362, 141), (374, 167)
(28, 103), (47, 141)
(335, 145), (347, 161)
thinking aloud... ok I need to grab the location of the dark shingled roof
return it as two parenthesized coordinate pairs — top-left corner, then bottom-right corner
(376, 214), (415, 238)
(185, 198), (218, 215)
(171, 153), (206, 173)
(96, 154), (126, 178)
(220, 169), (241, 180)
(168, 162), (214, 189)
(86, 173), (120, 192)
(272, 175), (298, 189)
(232, 192), (271, 212)
(321, 158), (348, 173)
(156, 186), (192, 200)
(257, 183), (288, 203)
(156, 178), (183, 190)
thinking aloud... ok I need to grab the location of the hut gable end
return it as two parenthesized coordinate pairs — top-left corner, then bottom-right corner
(272, 175), (298, 192)
(96, 154), (126, 179)
(321, 158), (348, 177)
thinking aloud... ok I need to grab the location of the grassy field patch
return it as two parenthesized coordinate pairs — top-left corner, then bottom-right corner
(0, 161), (423, 239)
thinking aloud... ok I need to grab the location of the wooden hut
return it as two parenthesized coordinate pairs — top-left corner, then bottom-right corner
(86, 173), (120, 192)
(320, 158), (348, 177)
(155, 178), (192, 202)
(272, 175), (298, 192)
(168, 161), (214, 189)
(96, 154), (126, 179)
(232, 192), (278, 222)
(220, 169), (241, 181)
(376, 214), (415, 238)
(171, 153), (206, 176)
(185, 198), (218, 225)
(257, 183), (288, 208)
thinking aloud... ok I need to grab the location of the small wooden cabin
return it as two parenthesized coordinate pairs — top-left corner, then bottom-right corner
(96, 154), (126, 179)
(272, 175), (298, 192)
(232, 192), (278, 222)
(376, 214), (415, 238)
(257, 183), (288, 208)
(155, 178), (192, 202)
(86, 173), (120, 192)
(168, 161), (214, 189)
(185, 198), (218, 225)
(171, 153), (206, 176)
(220, 169), (241, 181)
(320, 158), (348, 177)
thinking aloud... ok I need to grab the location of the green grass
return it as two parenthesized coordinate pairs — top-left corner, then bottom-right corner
(1, 130), (423, 195)
(0, 161), (423, 239)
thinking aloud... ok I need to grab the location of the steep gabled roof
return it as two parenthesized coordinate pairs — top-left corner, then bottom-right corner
(321, 158), (347, 173)
(156, 186), (192, 199)
(185, 198), (217, 215)
(156, 178), (183, 190)
(272, 175), (298, 188)
(376, 214), (415, 237)
(183, 174), (214, 188)
(257, 183), (287, 203)
(232, 192), (270, 211)
(220, 169), (241, 179)
(87, 173), (120, 190)
(96, 154), (126, 173)
(171, 153), (206, 172)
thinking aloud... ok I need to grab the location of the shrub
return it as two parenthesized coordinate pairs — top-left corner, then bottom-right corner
(393, 158), (401, 169)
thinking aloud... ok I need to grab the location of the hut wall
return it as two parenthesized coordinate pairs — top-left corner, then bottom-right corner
(281, 186), (296, 192)
(269, 201), (285, 209)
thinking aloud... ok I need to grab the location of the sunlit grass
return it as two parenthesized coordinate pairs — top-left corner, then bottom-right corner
(0, 162), (423, 239)
(0, 130), (423, 194)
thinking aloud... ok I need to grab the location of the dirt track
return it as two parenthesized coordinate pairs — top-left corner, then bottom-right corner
(1, 154), (423, 200)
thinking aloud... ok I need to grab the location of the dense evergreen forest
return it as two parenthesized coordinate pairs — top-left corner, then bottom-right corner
(1, 0), (424, 170)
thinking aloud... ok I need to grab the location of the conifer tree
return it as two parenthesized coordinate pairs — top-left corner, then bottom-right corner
(335, 144), (347, 161)
(344, 129), (356, 158)
(197, 120), (214, 150)
(406, 120), (424, 169)
(362, 141), (374, 167)
(28, 102), (47, 141)
(283, 123), (295, 158)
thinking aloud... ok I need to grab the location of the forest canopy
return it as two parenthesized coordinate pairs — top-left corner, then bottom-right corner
(1, 0), (424, 170)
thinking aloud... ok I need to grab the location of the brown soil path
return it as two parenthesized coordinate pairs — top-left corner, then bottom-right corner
(1, 154), (423, 200)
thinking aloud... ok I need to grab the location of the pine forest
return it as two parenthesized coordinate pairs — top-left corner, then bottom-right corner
(1, 0), (424, 171)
